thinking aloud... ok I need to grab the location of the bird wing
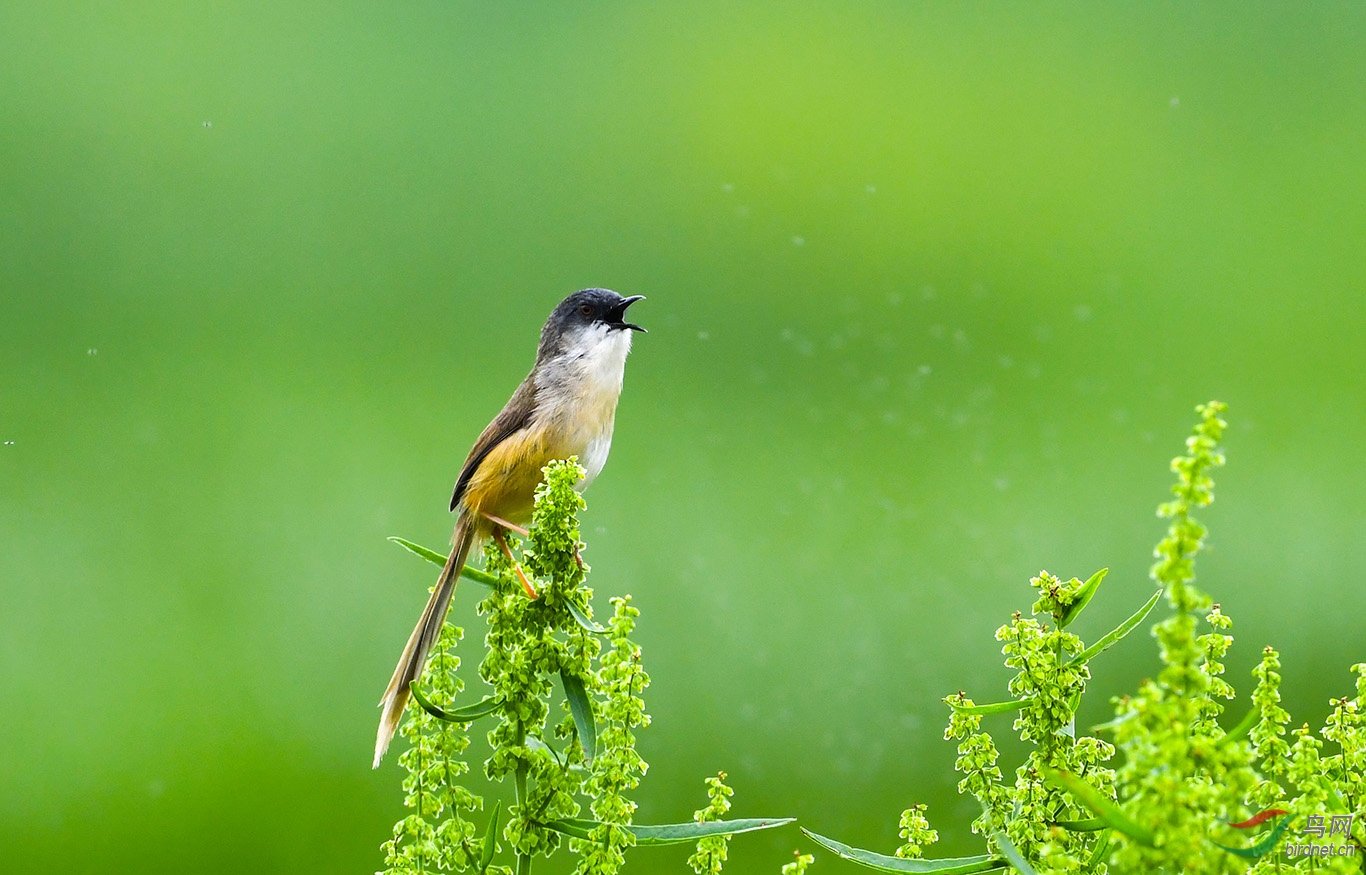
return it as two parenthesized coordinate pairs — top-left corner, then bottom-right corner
(449, 377), (538, 512)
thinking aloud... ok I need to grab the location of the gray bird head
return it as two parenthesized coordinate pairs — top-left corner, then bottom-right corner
(538, 288), (645, 359)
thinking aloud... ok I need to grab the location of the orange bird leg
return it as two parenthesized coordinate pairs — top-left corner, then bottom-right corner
(483, 513), (529, 537)
(484, 512), (583, 569)
(492, 528), (538, 599)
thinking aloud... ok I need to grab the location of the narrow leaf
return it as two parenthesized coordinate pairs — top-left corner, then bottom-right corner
(408, 683), (501, 723)
(1054, 819), (1107, 832)
(478, 799), (502, 873)
(1042, 769), (1154, 847)
(545, 818), (795, 846)
(1218, 706), (1259, 747)
(950, 699), (1027, 715)
(1086, 829), (1111, 868)
(388, 536), (499, 587)
(800, 829), (1006, 874)
(560, 670), (597, 762)
(526, 737), (587, 774)
(630, 818), (795, 846)
(566, 600), (608, 634)
(1210, 814), (1295, 858)
(526, 736), (560, 762)
(389, 535), (447, 567)
(991, 832), (1038, 875)
(1070, 589), (1163, 665)
(1058, 568), (1107, 628)
(542, 818), (594, 841)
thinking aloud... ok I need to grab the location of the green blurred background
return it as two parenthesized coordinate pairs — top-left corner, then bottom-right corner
(2, 2), (1364, 872)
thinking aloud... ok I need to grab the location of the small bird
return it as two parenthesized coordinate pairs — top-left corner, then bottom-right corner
(374, 288), (645, 768)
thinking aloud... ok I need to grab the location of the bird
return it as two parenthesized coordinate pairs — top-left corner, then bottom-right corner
(374, 288), (645, 768)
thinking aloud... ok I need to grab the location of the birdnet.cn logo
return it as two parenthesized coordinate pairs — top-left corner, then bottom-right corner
(1212, 809), (1360, 859)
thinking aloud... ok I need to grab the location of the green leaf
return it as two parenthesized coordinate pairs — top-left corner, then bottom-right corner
(566, 599), (607, 634)
(1058, 568), (1107, 628)
(1086, 829), (1111, 868)
(541, 819), (595, 841)
(800, 829), (1006, 873)
(991, 832), (1038, 875)
(389, 535), (447, 567)
(545, 817), (795, 846)
(1053, 818), (1107, 832)
(1218, 706), (1259, 746)
(1069, 589), (1163, 666)
(559, 670), (597, 762)
(950, 699), (1028, 715)
(524, 736), (588, 773)
(1209, 814), (1295, 858)
(388, 536), (499, 587)
(525, 736), (562, 764)
(408, 683), (501, 723)
(1042, 769), (1154, 847)
(631, 818), (794, 846)
(478, 799), (502, 873)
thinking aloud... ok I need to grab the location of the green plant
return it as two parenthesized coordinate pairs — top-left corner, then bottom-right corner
(783, 850), (817, 875)
(689, 772), (737, 875)
(378, 458), (794, 875)
(802, 402), (1366, 873)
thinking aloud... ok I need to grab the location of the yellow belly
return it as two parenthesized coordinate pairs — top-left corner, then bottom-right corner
(460, 374), (621, 529)
(459, 428), (565, 526)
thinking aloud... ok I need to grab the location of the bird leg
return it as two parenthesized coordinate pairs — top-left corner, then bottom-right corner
(481, 512), (581, 574)
(492, 527), (538, 599)
(483, 513), (529, 537)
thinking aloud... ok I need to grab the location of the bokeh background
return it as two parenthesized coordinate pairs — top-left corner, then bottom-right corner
(3, 3), (1364, 872)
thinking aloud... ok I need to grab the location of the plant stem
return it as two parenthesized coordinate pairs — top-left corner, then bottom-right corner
(417, 743), (428, 875)
(515, 720), (531, 875)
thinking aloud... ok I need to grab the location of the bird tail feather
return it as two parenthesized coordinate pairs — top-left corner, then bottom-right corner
(373, 515), (474, 768)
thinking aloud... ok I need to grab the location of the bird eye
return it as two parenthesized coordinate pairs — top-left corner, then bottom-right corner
(579, 304), (593, 317)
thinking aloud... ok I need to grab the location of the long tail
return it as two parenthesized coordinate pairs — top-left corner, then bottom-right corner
(374, 515), (475, 768)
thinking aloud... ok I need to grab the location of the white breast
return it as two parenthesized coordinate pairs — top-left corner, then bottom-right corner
(578, 427), (614, 488)
(535, 326), (634, 490)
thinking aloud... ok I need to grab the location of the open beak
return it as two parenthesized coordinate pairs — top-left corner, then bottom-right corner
(607, 295), (646, 332)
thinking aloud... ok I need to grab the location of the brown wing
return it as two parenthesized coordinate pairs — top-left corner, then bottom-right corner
(450, 376), (538, 512)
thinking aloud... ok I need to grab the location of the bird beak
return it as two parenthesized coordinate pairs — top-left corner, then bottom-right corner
(607, 295), (646, 332)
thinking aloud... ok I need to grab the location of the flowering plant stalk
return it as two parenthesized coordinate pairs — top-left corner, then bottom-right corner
(378, 458), (793, 875)
(802, 403), (1366, 874)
